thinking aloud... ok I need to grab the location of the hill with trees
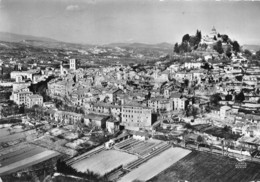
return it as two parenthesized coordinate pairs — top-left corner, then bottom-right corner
(173, 29), (242, 58)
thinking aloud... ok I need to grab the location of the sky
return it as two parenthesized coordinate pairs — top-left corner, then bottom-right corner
(0, 0), (260, 45)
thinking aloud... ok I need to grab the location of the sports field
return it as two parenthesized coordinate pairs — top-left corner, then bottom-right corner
(0, 145), (60, 175)
(149, 151), (260, 182)
(71, 149), (138, 175)
(119, 147), (191, 182)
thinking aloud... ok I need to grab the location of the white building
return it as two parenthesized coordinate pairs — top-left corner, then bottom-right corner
(121, 105), (152, 131)
(200, 26), (218, 45)
(220, 106), (232, 119)
(70, 59), (77, 70)
(10, 88), (33, 106)
(27, 94), (43, 108)
(184, 62), (203, 69)
(171, 93), (188, 111)
(12, 82), (31, 92)
(147, 97), (173, 112)
(10, 70), (39, 81)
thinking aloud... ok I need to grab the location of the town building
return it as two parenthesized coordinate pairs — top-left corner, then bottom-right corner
(106, 117), (120, 133)
(121, 104), (152, 131)
(12, 82), (31, 92)
(69, 59), (77, 70)
(84, 113), (110, 129)
(147, 97), (173, 112)
(10, 88), (33, 106)
(220, 105), (232, 119)
(10, 70), (40, 82)
(51, 110), (83, 125)
(171, 93), (188, 110)
(27, 94), (43, 108)
(183, 61), (203, 70)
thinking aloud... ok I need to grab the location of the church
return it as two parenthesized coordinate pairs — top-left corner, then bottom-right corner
(200, 26), (219, 45)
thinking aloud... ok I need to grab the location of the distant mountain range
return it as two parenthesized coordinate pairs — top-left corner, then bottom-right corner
(0, 32), (58, 43)
(0, 32), (174, 50)
(242, 44), (260, 52)
(105, 42), (173, 50)
(0, 32), (96, 50)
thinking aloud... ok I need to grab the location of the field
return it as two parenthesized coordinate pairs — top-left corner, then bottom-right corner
(0, 145), (60, 175)
(0, 127), (23, 138)
(118, 147), (191, 182)
(149, 151), (260, 182)
(71, 149), (138, 175)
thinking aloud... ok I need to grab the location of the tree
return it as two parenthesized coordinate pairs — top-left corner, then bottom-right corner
(213, 35), (217, 41)
(184, 79), (189, 87)
(235, 91), (245, 103)
(182, 34), (190, 43)
(232, 40), (240, 52)
(185, 105), (192, 117)
(235, 75), (243, 82)
(19, 104), (25, 114)
(54, 99), (63, 109)
(225, 94), (233, 101)
(244, 49), (252, 57)
(189, 36), (199, 47)
(179, 42), (190, 53)
(201, 62), (213, 70)
(226, 46), (232, 58)
(210, 93), (222, 106)
(184, 123), (193, 129)
(221, 34), (229, 43)
(223, 125), (230, 132)
(213, 41), (223, 54)
(174, 43), (180, 53)
(196, 30), (202, 42)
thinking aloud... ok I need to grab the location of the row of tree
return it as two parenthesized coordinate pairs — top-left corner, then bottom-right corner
(174, 30), (202, 53)
(213, 40), (240, 56)
(56, 159), (108, 182)
(210, 91), (245, 106)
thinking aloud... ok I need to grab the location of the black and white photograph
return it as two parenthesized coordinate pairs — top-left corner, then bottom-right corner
(0, 0), (260, 181)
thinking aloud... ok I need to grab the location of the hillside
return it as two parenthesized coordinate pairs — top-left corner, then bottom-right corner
(243, 44), (260, 52)
(0, 32), (57, 43)
(173, 28), (241, 57)
(106, 42), (173, 50)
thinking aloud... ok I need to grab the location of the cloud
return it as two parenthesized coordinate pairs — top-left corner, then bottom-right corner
(65, 1), (96, 11)
(86, 0), (96, 4)
(66, 5), (80, 11)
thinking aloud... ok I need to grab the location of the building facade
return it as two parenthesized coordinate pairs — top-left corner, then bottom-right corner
(27, 94), (43, 108)
(10, 88), (33, 106)
(70, 59), (77, 70)
(121, 105), (152, 130)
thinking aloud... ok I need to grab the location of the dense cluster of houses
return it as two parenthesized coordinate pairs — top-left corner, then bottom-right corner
(5, 31), (260, 153)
